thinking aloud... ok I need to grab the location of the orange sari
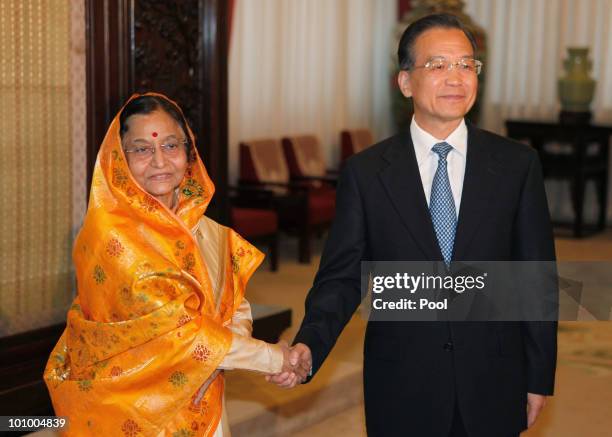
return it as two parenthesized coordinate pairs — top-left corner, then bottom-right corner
(44, 93), (263, 436)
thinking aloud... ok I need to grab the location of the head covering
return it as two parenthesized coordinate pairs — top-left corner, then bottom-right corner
(45, 93), (252, 436)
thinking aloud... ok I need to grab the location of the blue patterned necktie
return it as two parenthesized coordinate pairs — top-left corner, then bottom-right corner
(429, 142), (457, 266)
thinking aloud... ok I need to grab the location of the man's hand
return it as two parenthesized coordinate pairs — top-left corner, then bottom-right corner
(527, 393), (547, 428)
(265, 343), (312, 389)
(289, 343), (312, 379)
(279, 340), (303, 376)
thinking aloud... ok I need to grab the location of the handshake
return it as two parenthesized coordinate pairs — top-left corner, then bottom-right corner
(265, 342), (312, 389)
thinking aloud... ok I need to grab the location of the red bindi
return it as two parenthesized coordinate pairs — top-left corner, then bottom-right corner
(152, 132), (158, 138)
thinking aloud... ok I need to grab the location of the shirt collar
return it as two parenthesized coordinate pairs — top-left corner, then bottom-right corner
(410, 117), (468, 166)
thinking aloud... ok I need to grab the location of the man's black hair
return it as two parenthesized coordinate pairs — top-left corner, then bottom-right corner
(398, 13), (477, 70)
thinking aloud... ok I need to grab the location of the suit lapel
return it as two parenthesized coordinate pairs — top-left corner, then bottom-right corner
(378, 132), (443, 261)
(452, 124), (498, 261)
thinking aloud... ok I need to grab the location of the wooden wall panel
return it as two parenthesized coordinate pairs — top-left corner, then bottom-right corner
(85, 0), (229, 222)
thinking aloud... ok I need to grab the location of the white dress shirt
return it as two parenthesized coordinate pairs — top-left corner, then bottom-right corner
(410, 117), (467, 217)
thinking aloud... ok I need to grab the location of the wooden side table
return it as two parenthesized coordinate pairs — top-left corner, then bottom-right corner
(251, 303), (292, 343)
(505, 119), (612, 237)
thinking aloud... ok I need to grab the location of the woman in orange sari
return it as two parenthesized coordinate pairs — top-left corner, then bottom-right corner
(44, 93), (302, 436)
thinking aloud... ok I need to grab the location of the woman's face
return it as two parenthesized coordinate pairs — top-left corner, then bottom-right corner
(122, 110), (189, 209)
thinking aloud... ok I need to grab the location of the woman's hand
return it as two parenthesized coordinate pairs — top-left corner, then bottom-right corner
(265, 341), (311, 388)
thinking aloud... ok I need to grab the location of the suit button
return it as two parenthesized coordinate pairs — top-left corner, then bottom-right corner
(443, 342), (454, 351)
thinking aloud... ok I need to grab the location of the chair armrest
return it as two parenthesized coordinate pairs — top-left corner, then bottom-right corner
(290, 174), (338, 187)
(236, 181), (309, 220)
(229, 185), (276, 209)
(238, 179), (311, 193)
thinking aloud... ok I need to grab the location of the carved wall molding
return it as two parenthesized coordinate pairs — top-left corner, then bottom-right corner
(86, 0), (229, 222)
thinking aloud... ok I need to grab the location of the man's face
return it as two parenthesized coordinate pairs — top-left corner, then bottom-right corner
(398, 27), (478, 132)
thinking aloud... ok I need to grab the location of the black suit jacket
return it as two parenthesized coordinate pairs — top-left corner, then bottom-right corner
(294, 124), (557, 437)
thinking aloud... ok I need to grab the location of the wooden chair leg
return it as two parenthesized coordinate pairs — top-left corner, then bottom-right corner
(269, 233), (279, 272)
(596, 173), (608, 230)
(299, 226), (311, 264)
(571, 175), (586, 237)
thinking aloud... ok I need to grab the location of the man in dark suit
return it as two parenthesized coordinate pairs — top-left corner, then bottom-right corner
(267, 13), (557, 437)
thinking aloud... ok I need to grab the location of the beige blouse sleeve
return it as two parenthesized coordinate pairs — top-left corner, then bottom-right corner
(217, 297), (284, 374)
(194, 217), (284, 375)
